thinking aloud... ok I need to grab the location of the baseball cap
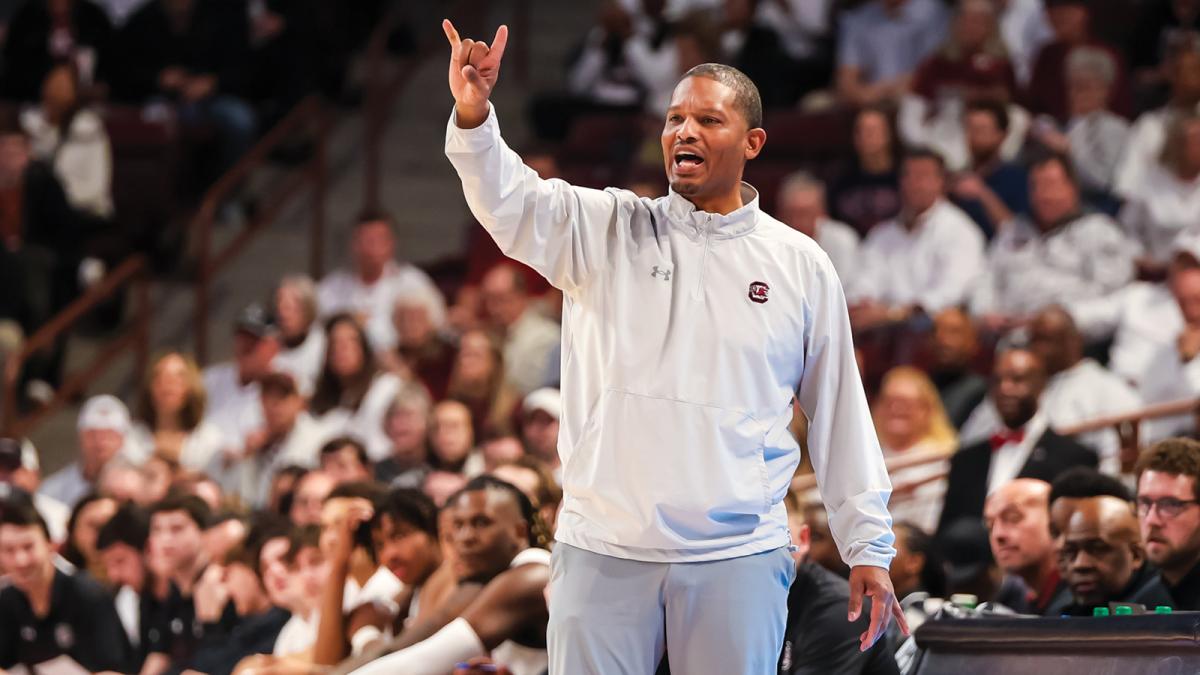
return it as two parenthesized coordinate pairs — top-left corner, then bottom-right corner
(0, 437), (38, 472)
(77, 395), (132, 434)
(234, 302), (278, 339)
(522, 388), (561, 420)
(939, 517), (995, 589)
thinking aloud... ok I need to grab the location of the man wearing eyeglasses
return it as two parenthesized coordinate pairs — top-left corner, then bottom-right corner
(1135, 438), (1200, 610)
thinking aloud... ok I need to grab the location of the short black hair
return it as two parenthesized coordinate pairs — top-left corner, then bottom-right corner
(682, 63), (763, 130)
(902, 147), (947, 173)
(0, 488), (48, 539)
(372, 488), (438, 539)
(150, 493), (211, 530)
(1049, 467), (1133, 503)
(1029, 151), (1079, 187)
(965, 99), (1010, 133)
(97, 502), (149, 552)
(448, 475), (538, 547)
(319, 436), (370, 471)
(244, 513), (292, 579)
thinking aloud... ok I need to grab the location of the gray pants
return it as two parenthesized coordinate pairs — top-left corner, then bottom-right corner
(548, 543), (796, 675)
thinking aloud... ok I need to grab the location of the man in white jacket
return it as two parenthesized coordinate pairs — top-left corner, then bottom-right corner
(441, 21), (904, 674)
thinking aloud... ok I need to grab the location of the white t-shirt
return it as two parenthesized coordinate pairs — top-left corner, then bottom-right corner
(317, 262), (446, 353)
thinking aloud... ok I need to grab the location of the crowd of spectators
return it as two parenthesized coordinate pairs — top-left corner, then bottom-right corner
(2, 0), (1200, 674)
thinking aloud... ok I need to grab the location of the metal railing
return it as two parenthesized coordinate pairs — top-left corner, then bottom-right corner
(1, 256), (151, 436)
(192, 95), (330, 364)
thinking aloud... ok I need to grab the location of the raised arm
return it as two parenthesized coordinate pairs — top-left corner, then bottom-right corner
(443, 20), (625, 292)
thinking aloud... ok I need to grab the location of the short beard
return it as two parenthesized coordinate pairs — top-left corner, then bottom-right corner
(669, 179), (700, 196)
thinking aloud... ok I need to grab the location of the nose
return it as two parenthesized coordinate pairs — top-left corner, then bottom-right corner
(675, 117), (699, 143)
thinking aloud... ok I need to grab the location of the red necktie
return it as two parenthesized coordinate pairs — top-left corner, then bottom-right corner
(990, 428), (1025, 452)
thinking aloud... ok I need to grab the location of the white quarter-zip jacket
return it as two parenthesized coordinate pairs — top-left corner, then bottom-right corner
(445, 105), (896, 568)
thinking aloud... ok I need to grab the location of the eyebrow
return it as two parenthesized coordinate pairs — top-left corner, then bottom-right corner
(666, 107), (727, 115)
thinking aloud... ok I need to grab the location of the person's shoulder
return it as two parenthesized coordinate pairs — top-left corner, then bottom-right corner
(1036, 428), (1099, 463)
(202, 361), (236, 388)
(1068, 211), (1123, 237)
(490, 552), (551, 599)
(755, 215), (841, 273)
(822, 218), (861, 246)
(931, 200), (985, 238)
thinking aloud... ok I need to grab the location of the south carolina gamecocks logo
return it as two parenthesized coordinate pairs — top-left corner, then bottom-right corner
(748, 281), (769, 304)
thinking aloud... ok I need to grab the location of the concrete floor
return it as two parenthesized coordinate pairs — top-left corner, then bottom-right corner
(30, 0), (599, 473)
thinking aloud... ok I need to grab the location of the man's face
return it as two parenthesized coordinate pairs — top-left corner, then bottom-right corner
(149, 510), (203, 572)
(1027, 313), (1074, 376)
(931, 309), (976, 371)
(432, 403), (473, 466)
(965, 111), (1005, 164)
(372, 514), (440, 586)
(777, 187), (822, 238)
(1170, 51), (1200, 105)
(320, 445), (370, 485)
(985, 485), (1054, 575)
(290, 472), (335, 526)
(0, 524), (52, 592)
(1171, 267), (1200, 325)
(100, 542), (146, 591)
(352, 221), (394, 278)
(480, 268), (524, 329)
(521, 410), (559, 462)
(394, 302), (433, 347)
(448, 489), (525, 579)
(853, 110), (890, 159)
(1030, 161), (1079, 227)
(275, 285), (310, 340)
(993, 351), (1045, 429)
(660, 76), (762, 205)
(900, 157), (944, 214)
(233, 333), (277, 381)
(1138, 470), (1200, 573)
(78, 428), (124, 478)
(1061, 501), (1141, 606)
(482, 437), (525, 472)
(1067, 71), (1109, 117)
(261, 389), (303, 436)
(385, 403), (429, 463)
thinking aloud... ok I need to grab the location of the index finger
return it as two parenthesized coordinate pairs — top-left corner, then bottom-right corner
(443, 19), (461, 47)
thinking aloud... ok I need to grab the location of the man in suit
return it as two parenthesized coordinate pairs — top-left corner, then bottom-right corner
(938, 347), (1098, 537)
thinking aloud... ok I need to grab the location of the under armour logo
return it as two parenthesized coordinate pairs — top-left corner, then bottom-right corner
(650, 266), (672, 281)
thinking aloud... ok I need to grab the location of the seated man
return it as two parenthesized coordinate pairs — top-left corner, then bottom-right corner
(851, 149), (985, 331)
(96, 502), (152, 666)
(142, 494), (215, 673)
(202, 304), (280, 452)
(970, 153), (1133, 329)
(778, 496), (899, 675)
(1135, 438), (1200, 610)
(951, 99), (1030, 238)
(983, 479), (1063, 614)
(334, 476), (550, 675)
(0, 490), (131, 673)
(939, 347), (1097, 535)
(961, 306), (1140, 471)
(40, 394), (133, 508)
(926, 308), (988, 429)
(775, 171), (861, 290)
(1055, 495), (1173, 616)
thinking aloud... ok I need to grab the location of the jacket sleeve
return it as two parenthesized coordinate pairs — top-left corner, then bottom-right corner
(444, 104), (624, 293)
(797, 257), (896, 569)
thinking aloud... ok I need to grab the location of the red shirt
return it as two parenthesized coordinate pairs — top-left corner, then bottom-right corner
(913, 50), (1017, 103)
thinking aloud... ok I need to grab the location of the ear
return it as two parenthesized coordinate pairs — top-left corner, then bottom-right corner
(794, 523), (811, 560)
(744, 127), (766, 161)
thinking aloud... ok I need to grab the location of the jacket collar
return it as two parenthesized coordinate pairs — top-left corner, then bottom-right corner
(666, 182), (760, 240)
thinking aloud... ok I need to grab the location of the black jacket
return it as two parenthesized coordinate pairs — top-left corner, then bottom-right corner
(778, 562), (899, 675)
(937, 428), (1098, 538)
(1053, 563), (1175, 616)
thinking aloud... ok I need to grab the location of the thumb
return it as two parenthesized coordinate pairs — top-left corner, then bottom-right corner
(462, 64), (487, 90)
(848, 577), (864, 621)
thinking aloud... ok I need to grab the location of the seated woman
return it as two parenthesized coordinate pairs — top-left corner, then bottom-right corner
(310, 314), (405, 461)
(127, 351), (227, 470)
(872, 366), (959, 533)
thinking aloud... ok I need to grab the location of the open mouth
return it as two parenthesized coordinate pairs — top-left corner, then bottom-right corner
(673, 150), (705, 173)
